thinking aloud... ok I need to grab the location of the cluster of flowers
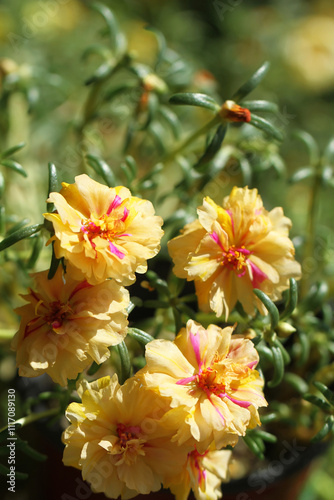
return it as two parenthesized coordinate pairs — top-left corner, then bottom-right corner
(11, 175), (301, 499)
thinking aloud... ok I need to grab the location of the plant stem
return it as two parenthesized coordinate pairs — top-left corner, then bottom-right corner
(0, 407), (59, 433)
(162, 115), (221, 163)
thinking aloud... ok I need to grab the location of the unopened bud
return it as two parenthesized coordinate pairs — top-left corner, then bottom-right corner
(277, 321), (296, 338)
(233, 328), (257, 340)
(142, 73), (168, 94)
(219, 100), (251, 123)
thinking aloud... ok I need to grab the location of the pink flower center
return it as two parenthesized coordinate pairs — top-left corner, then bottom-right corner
(221, 245), (250, 276)
(80, 201), (131, 259)
(81, 212), (129, 242)
(210, 232), (251, 277)
(116, 423), (142, 448)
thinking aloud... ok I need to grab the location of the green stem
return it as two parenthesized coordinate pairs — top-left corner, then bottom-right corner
(115, 341), (132, 384)
(77, 54), (131, 158)
(0, 407), (59, 433)
(162, 115), (221, 163)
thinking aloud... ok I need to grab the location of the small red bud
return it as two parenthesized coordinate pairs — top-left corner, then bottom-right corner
(219, 100), (251, 123)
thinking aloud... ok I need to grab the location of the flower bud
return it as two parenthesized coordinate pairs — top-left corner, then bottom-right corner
(142, 73), (168, 94)
(219, 99), (251, 123)
(277, 321), (297, 338)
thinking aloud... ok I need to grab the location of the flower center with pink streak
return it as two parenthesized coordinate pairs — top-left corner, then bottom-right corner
(81, 214), (128, 243)
(80, 195), (131, 259)
(220, 245), (250, 276)
(178, 359), (253, 410)
(210, 232), (251, 277)
(196, 366), (224, 396)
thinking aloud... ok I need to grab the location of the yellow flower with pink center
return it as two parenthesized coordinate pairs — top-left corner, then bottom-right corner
(138, 320), (267, 452)
(44, 174), (164, 285)
(168, 186), (301, 319)
(166, 445), (232, 500)
(11, 267), (129, 386)
(62, 375), (191, 499)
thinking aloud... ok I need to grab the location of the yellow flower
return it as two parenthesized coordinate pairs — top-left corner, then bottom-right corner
(62, 375), (190, 499)
(166, 445), (232, 500)
(139, 320), (267, 452)
(44, 174), (164, 285)
(11, 267), (129, 386)
(283, 16), (334, 92)
(168, 187), (301, 319)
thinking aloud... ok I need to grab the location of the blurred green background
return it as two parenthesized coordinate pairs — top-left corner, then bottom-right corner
(0, 0), (334, 499)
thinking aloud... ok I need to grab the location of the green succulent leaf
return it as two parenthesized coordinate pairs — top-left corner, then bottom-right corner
(86, 154), (116, 187)
(323, 137), (334, 162)
(312, 416), (334, 443)
(145, 26), (167, 68)
(87, 361), (102, 376)
(253, 288), (279, 329)
(313, 381), (334, 406)
(82, 43), (111, 62)
(284, 372), (309, 394)
(47, 162), (58, 212)
(27, 235), (44, 269)
(268, 346), (285, 388)
(301, 281), (328, 313)
(232, 61), (270, 102)
(240, 100), (279, 114)
(272, 338), (291, 365)
(321, 165), (334, 187)
(1, 142), (25, 159)
(280, 278), (298, 320)
(304, 394), (332, 411)
(115, 341), (132, 384)
(0, 223), (43, 252)
(17, 439), (47, 461)
(169, 93), (219, 112)
(195, 124), (227, 170)
(250, 114), (284, 141)
(243, 434), (265, 460)
(289, 166), (315, 184)
(0, 159), (27, 177)
(91, 2), (125, 54)
(5, 218), (31, 237)
(158, 106), (181, 139)
(48, 242), (61, 280)
(293, 130), (319, 165)
(85, 61), (115, 85)
(127, 328), (154, 346)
